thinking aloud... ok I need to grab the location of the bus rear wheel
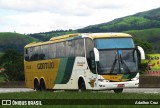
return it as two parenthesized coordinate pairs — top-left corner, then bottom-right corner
(34, 79), (39, 91)
(40, 79), (46, 91)
(113, 89), (123, 93)
(78, 78), (86, 91)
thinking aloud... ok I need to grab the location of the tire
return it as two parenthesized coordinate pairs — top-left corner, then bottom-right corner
(78, 78), (86, 91)
(40, 80), (46, 91)
(114, 89), (123, 93)
(34, 79), (39, 91)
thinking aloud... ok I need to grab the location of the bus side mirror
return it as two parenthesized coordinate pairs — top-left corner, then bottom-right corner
(94, 48), (99, 62)
(137, 46), (145, 60)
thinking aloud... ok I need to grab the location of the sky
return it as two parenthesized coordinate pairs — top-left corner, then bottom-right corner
(0, 0), (160, 34)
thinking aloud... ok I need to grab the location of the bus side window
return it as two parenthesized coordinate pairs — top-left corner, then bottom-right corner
(48, 43), (56, 59)
(70, 40), (75, 57)
(75, 39), (85, 57)
(33, 46), (40, 60)
(56, 42), (66, 58)
(90, 51), (96, 69)
(25, 49), (29, 61)
(29, 47), (34, 61)
(25, 49), (28, 54)
(85, 38), (96, 74)
(66, 41), (71, 57)
(85, 38), (94, 58)
(66, 40), (75, 57)
(41, 45), (49, 60)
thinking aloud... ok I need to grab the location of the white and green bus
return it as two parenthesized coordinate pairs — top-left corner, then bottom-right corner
(24, 33), (145, 93)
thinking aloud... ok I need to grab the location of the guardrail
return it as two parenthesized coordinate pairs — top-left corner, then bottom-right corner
(139, 76), (160, 88)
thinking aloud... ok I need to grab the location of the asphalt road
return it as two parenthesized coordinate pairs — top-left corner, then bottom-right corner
(0, 88), (34, 93)
(0, 88), (159, 93)
(123, 88), (160, 94)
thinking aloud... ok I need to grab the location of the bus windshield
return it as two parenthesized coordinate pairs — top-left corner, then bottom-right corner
(95, 38), (135, 49)
(95, 38), (138, 75)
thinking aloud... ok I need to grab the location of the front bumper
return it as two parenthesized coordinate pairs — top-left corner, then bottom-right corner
(94, 80), (139, 90)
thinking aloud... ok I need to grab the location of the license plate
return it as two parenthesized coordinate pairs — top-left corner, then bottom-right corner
(117, 84), (125, 88)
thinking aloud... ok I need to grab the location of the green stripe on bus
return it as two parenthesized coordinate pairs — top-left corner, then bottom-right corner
(122, 73), (137, 79)
(122, 74), (130, 79)
(61, 57), (75, 84)
(54, 57), (75, 84)
(54, 58), (68, 84)
(128, 73), (137, 79)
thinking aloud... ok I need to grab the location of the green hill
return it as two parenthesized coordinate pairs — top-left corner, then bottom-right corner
(77, 7), (160, 33)
(0, 32), (39, 52)
(28, 30), (77, 41)
(125, 28), (160, 53)
(135, 7), (160, 20)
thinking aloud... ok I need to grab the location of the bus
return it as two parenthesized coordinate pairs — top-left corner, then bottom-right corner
(24, 33), (145, 93)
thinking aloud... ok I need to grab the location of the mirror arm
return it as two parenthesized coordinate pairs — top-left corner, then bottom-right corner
(137, 46), (145, 60)
(93, 48), (99, 61)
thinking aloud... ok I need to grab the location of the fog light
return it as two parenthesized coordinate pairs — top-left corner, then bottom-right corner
(99, 85), (102, 87)
(98, 79), (104, 82)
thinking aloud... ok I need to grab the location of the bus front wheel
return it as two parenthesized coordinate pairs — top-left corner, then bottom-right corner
(78, 78), (86, 91)
(40, 79), (46, 91)
(113, 89), (123, 93)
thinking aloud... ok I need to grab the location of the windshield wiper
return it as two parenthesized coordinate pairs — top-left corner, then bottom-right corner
(121, 59), (131, 74)
(110, 51), (118, 74)
(110, 50), (131, 74)
(120, 49), (136, 74)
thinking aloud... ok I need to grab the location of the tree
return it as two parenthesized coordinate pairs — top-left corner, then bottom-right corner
(134, 39), (153, 75)
(134, 38), (153, 53)
(0, 50), (24, 81)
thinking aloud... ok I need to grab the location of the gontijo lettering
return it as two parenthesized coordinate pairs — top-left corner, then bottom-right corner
(37, 62), (54, 69)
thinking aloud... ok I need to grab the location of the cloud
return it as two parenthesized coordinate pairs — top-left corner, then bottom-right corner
(5, 11), (95, 33)
(0, 0), (131, 16)
(0, 0), (93, 16)
(0, 0), (160, 33)
(79, 0), (126, 10)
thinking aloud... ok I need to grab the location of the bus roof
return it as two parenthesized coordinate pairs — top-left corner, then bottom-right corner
(49, 33), (132, 40)
(83, 33), (132, 39)
(25, 33), (132, 48)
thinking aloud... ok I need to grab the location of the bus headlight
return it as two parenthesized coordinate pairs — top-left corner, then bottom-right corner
(98, 79), (104, 82)
(98, 79), (109, 82)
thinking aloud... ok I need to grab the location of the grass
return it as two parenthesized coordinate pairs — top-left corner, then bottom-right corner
(0, 91), (160, 108)
(0, 91), (160, 99)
